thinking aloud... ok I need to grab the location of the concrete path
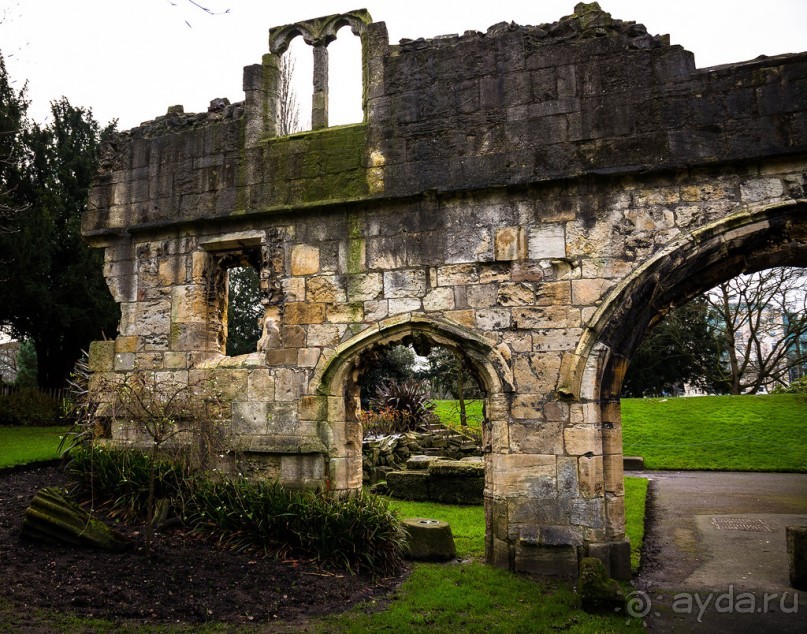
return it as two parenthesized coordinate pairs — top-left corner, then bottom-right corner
(632, 471), (807, 633)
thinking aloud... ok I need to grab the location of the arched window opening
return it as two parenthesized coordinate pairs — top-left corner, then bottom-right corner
(327, 24), (363, 126)
(268, 10), (371, 133)
(282, 36), (313, 133)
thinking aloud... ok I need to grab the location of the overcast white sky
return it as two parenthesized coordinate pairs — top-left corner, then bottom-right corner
(1, 1), (806, 131)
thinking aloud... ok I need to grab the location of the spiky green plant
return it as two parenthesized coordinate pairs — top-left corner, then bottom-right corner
(369, 379), (435, 431)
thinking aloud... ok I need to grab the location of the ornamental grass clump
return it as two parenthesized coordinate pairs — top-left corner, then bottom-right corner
(181, 476), (405, 576)
(368, 379), (436, 433)
(65, 445), (185, 520)
(65, 446), (405, 576)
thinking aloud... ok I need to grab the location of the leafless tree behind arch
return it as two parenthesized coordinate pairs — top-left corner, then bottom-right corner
(278, 54), (301, 136)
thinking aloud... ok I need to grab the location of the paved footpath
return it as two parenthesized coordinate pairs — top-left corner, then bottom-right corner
(631, 471), (807, 633)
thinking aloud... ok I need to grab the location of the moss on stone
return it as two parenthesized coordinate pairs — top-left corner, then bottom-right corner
(577, 556), (625, 612)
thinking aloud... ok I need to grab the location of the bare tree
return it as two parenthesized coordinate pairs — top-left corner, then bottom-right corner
(98, 372), (230, 557)
(278, 54), (301, 136)
(706, 267), (807, 394)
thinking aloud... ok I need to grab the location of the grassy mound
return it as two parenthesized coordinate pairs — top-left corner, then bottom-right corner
(622, 394), (807, 471)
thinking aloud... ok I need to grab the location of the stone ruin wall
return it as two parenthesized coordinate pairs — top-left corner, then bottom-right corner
(83, 3), (807, 578)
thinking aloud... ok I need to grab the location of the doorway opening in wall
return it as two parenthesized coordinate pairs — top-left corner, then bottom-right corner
(581, 204), (807, 577)
(353, 336), (487, 502)
(225, 264), (263, 357)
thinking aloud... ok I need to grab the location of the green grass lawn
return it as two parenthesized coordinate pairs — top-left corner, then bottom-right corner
(316, 479), (647, 632)
(624, 476), (648, 573)
(431, 399), (484, 432)
(434, 395), (807, 472)
(622, 393), (807, 471)
(0, 424), (647, 632)
(0, 425), (67, 469)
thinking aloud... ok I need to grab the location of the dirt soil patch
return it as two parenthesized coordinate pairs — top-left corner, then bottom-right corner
(0, 462), (406, 627)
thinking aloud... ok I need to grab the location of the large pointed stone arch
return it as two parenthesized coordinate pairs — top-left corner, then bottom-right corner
(562, 199), (807, 548)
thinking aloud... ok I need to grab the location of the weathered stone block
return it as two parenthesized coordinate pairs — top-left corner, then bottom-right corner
(467, 283), (498, 308)
(284, 302), (326, 324)
(113, 336), (138, 354)
(436, 263), (479, 286)
(388, 297), (421, 315)
(578, 455), (604, 497)
(247, 369), (274, 400)
(571, 278), (612, 306)
(578, 556), (625, 612)
(297, 347), (321, 367)
(423, 287), (455, 311)
(306, 324), (342, 347)
(387, 470), (431, 501)
(88, 340), (115, 373)
(306, 275), (346, 303)
(265, 348), (297, 365)
(282, 277), (306, 301)
(163, 351), (188, 369)
(497, 282), (535, 306)
(571, 498), (605, 530)
(528, 224), (566, 259)
(476, 308), (511, 330)
(489, 454), (555, 497)
(515, 542), (578, 578)
(274, 368), (307, 402)
(509, 421), (564, 454)
(298, 395), (327, 421)
(346, 272), (383, 301)
(513, 352), (563, 393)
(383, 268), (427, 298)
(291, 244), (320, 275)
(326, 303), (364, 323)
(233, 400), (269, 434)
(402, 518), (456, 561)
(564, 425), (603, 456)
(280, 454), (326, 489)
(495, 227), (526, 261)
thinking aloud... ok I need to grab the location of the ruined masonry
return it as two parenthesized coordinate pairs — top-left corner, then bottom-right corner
(83, 3), (807, 579)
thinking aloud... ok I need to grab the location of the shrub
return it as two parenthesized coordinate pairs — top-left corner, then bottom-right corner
(359, 406), (418, 438)
(65, 445), (405, 576)
(0, 387), (60, 426)
(182, 477), (405, 576)
(65, 445), (186, 520)
(772, 375), (807, 394)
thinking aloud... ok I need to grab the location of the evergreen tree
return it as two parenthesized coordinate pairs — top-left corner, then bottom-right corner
(622, 297), (724, 397)
(0, 64), (120, 388)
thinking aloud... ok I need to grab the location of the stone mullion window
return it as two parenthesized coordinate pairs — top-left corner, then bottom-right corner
(268, 10), (372, 133)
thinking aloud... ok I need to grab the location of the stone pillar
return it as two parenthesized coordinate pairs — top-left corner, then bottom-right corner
(787, 526), (807, 590)
(312, 44), (329, 129)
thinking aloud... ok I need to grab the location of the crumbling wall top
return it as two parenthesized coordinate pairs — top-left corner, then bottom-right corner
(396, 2), (669, 53)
